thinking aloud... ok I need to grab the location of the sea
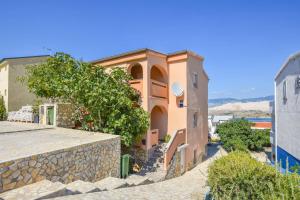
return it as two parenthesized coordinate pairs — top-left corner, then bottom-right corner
(245, 118), (272, 122)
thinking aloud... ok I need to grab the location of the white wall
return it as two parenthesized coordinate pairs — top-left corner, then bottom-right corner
(275, 56), (300, 160)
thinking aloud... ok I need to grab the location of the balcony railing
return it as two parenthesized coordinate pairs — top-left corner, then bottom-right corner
(164, 128), (187, 170)
(129, 79), (143, 95)
(151, 79), (168, 99)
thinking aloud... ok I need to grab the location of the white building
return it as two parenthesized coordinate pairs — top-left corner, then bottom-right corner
(273, 51), (300, 170)
(208, 115), (234, 134)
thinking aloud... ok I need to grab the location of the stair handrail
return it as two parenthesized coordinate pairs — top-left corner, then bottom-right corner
(164, 128), (187, 170)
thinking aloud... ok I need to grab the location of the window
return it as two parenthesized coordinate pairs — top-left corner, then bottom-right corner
(193, 73), (198, 88)
(193, 112), (198, 128)
(295, 77), (300, 89)
(179, 100), (184, 108)
(283, 80), (287, 103)
(4, 89), (7, 96)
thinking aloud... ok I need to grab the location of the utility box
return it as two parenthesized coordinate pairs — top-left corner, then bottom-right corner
(121, 154), (130, 178)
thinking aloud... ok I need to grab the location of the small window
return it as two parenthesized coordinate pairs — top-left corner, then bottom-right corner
(179, 100), (184, 108)
(41, 106), (44, 115)
(283, 80), (287, 103)
(4, 89), (7, 96)
(193, 73), (198, 88)
(193, 112), (198, 128)
(295, 77), (300, 89)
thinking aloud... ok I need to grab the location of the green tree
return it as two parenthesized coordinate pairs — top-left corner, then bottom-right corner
(21, 53), (149, 147)
(217, 119), (270, 152)
(0, 96), (6, 120)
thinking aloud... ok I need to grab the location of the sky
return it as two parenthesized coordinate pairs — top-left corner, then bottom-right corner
(1, 0), (300, 99)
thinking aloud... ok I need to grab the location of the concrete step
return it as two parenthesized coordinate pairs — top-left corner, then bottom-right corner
(125, 175), (154, 186)
(0, 180), (72, 200)
(93, 177), (128, 191)
(65, 180), (101, 194)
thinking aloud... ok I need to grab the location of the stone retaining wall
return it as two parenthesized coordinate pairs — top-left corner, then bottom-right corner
(56, 103), (75, 128)
(0, 136), (120, 193)
(165, 151), (182, 180)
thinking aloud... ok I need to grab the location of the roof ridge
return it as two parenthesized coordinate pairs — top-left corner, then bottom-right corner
(0, 55), (50, 64)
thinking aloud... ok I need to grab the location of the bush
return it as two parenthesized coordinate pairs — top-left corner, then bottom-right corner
(0, 96), (6, 121)
(164, 134), (171, 143)
(217, 119), (270, 152)
(208, 151), (300, 200)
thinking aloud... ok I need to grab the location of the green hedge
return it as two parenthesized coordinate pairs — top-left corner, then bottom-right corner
(208, 151), (300, 200)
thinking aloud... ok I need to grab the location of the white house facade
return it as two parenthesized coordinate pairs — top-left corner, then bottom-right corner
(274, 51), (300, 171)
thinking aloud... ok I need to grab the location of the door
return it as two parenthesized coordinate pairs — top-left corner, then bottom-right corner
(47, 107), (54, 125)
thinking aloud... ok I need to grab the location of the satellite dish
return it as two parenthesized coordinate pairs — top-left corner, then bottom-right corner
(171, 82), (184, 97)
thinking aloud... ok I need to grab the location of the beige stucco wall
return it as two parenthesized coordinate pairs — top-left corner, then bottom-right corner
(167, 60), (188, 136)
(0, 62), (9, 110)
(186, 55), (208, 166)
(4, 57), (48, 111)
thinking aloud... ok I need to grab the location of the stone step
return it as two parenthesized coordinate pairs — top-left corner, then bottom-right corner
(93, 177), (128, 191)
(65, 180), (101, 194)
(125, 175), (154, 186)
(0, 180), (72, 200)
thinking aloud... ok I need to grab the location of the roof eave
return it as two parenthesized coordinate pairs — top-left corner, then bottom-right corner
(275, 51), (300, 80)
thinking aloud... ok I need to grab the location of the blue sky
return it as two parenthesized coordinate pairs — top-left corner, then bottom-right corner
(1, 0), (300, 99)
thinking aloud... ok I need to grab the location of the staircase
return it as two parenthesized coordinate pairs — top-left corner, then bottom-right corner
(0, 144), (168, 200)
(134, 142), (167, 182)
(0, 175), (155, 200)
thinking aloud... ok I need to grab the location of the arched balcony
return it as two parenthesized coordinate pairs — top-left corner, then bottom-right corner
(128, 63), (143, 95)
(150, 65), (168, 99)
(148, 105), (168, 148)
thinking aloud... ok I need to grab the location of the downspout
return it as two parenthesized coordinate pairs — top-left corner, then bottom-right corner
(274, 80), (278, 164)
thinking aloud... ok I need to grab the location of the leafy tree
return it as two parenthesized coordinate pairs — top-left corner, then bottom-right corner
(21, 53), (149, 147)
(0, 96), (6, 120)
(217, 119), (270, 152)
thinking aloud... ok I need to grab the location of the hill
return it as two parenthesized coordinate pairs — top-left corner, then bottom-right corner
(208, 95), (274, 107)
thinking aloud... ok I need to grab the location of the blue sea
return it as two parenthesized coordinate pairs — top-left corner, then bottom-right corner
(246, 118), (271, 122)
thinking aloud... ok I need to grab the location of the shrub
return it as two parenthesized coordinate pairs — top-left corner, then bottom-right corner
(208, 151), (300, 200)
(0, 96), (6, 121)
(164, 134), (171, 143)
(217, 119), (271, 152)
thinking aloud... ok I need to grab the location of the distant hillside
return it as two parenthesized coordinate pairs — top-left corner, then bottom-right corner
(209, 95), (274, 107)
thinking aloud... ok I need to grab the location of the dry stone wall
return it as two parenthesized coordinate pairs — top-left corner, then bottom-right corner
(0, 137), (120, 193)
(56, 103), (75, 128)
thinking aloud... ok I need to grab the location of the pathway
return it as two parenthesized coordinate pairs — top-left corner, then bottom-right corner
(53, 143), (227, 200)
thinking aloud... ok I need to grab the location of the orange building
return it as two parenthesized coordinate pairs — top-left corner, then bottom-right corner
(251, 122), (272, 129)
(92, 49), (208, 170)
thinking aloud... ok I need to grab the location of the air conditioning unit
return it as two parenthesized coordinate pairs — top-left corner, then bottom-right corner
(296, 76), (300, 89)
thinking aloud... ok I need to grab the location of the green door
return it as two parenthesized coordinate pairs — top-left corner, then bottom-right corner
(47, 107), (54, 125)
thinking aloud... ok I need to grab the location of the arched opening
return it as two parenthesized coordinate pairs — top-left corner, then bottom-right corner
(129, 63), (143, 79)
(150, 65), (167, 83)
(150, 106), (168, 140)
